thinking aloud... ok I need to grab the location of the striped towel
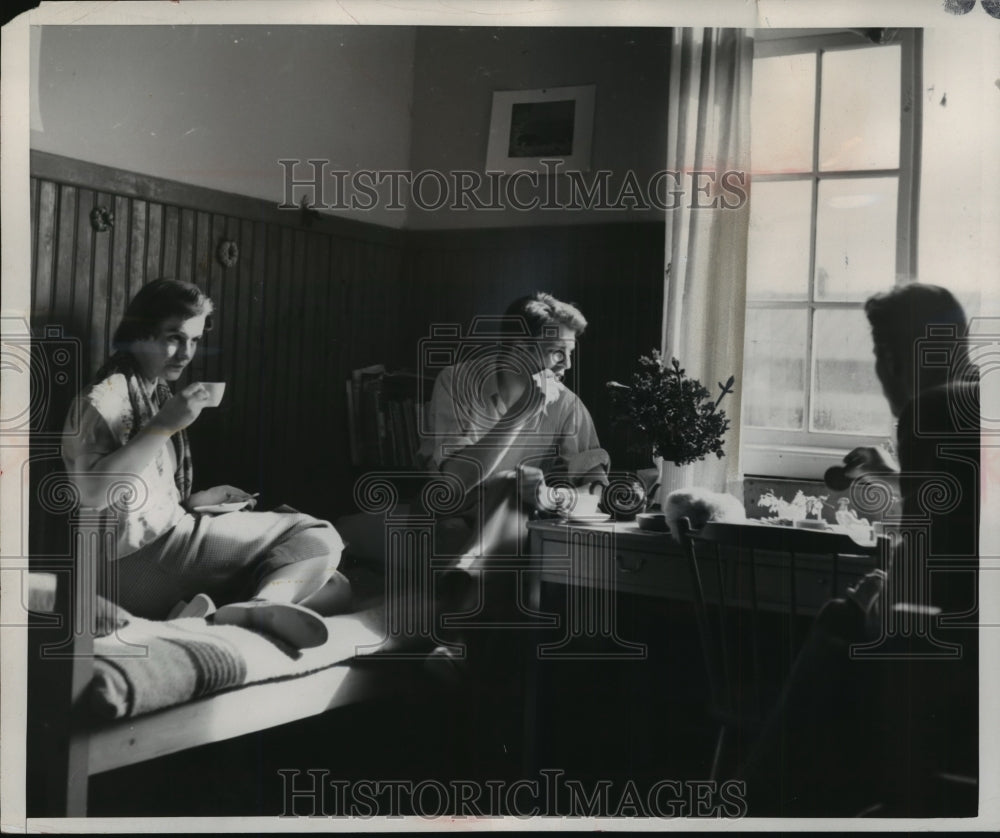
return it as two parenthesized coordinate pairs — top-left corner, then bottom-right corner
(88, 605), (388, 720)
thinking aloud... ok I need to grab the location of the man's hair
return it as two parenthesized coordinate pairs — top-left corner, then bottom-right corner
(502, 291), (587, 338)
(864, 283), (974, 386)
(113, 279), (214, 348)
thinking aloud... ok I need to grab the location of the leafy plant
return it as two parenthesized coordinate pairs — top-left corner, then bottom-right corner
(607, 350), (735, 467)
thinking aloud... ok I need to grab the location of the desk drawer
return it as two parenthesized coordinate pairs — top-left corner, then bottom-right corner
(536, 529), (693, 600)
(533, 528), (875, 613)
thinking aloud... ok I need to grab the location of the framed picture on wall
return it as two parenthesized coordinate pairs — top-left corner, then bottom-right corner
(485, 84), (596, 174)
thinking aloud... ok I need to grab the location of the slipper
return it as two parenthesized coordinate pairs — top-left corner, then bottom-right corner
(212, 600), (329, 649)
(167, 599), (189, 620)
(168, 593), (217, 620)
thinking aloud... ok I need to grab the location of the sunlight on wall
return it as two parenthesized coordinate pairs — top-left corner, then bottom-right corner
(919, 28), (1000, 323)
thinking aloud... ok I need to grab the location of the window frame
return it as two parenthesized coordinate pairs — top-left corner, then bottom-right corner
(741, 29), (922, 479)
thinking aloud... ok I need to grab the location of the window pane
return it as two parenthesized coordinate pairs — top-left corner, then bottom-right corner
(819, 45), (900, 171)
(747, 180), (813, 301)
(815, 176), (897, 302)
(811, 309), (893, 434)
(743, 308), (807, 430)
(751, 52), (816, 174)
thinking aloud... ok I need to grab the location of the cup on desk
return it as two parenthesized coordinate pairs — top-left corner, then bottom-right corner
(572, 491), (602, 517)
(199, 382), (226, 408)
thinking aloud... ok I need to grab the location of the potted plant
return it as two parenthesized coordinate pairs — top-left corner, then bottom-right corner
(608, 350), (735, 511)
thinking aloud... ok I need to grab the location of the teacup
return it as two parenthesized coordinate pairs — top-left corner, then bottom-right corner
(572, 491), (602, 517)
(200, 382), (227, 408)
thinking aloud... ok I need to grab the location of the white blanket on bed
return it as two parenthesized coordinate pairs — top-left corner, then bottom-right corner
(88, 606), (388, 720)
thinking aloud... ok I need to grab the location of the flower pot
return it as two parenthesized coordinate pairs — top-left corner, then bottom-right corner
(654, 455), (694, 510)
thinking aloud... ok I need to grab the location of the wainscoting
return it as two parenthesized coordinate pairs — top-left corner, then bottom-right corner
(29, 151), (664, 518)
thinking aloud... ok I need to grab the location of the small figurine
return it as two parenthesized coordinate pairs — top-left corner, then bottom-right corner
(835, 497), (873, 540)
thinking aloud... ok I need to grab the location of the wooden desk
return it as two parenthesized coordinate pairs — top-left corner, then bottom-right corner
(522, 518), (881, 776)
(527, 518), (879, 617)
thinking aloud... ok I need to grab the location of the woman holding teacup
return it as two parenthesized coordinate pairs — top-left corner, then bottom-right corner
(61, 279), (347, 649)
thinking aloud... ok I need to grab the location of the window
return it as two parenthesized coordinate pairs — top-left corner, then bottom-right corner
(741, 30), (921, 478)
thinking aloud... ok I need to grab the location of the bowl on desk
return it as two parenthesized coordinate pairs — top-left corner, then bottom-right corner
(636, 512), (669, 532)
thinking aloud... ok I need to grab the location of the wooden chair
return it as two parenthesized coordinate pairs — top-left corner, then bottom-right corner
(675, 517), (884, 781)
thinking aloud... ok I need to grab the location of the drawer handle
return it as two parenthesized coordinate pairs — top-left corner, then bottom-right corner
(616, 554), (645, 573)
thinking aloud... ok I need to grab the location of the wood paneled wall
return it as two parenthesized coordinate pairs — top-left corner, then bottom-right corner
(29, 152), (664, 517)
(29, 151), (407, 514)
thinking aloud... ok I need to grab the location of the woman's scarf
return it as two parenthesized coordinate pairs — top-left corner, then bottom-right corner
(93, 352), (193, 500)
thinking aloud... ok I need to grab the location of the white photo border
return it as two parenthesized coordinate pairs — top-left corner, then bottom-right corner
(2, 0), (999, 833)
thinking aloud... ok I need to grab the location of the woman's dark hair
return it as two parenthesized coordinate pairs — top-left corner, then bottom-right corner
(112, 279), (214, 349)
(864, 283), (975, 387)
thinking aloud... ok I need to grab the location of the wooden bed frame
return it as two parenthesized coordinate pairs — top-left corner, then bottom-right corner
(26, 510), (417, 818)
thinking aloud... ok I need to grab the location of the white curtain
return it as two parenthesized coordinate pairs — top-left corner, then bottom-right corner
(661, 28), (753, 496)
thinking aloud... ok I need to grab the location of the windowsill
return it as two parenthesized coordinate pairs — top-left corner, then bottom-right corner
(741, 442), (850, 481)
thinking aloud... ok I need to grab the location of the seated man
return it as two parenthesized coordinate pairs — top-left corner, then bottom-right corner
(333, 292), (610, 660)
(739, 283), (980, 815)
(62, 279), (349, 649)
(419, 291), (610, 562)
(841, 285), (979, 618)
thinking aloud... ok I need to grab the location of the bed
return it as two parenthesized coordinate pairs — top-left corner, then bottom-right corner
(25, 510), (432, 818)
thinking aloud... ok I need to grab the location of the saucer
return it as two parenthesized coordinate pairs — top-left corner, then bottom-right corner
(193, 499), (253, 514)
(565, 514), (612, 524)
